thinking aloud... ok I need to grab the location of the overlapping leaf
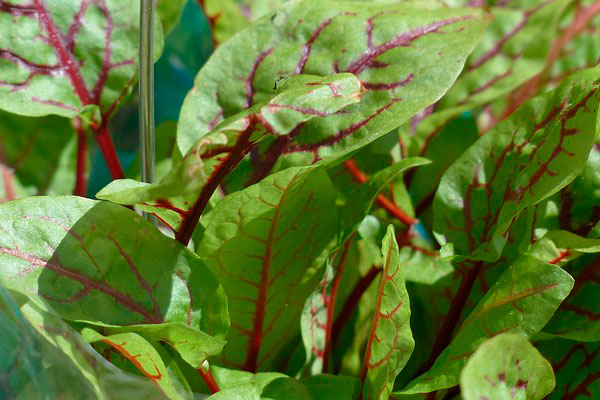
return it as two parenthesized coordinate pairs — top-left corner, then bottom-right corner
(0, 0), (163, 119)
(0, 287), (165, 399)
(460, 333), (555, 400)
(97, 73), (363, 233)
(83, 329), (191, 400)
(433, 68), (600, 262)
(0, 196), (229, 368)
(537, 338), (600, 399)
(362, 225), (414, 400)
(440, 0), (567, 111)
(401, 254), (573, 394)
(177, 0), (489, 180)
(197, 167), (338, 371)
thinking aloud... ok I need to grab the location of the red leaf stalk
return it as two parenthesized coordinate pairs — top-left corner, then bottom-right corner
(73, 118), (87, 197)
(422, 261), (483, 373)
(197, 367), (220, 394)
(343, 159), (416, 226)
(92, 123), (124, 180)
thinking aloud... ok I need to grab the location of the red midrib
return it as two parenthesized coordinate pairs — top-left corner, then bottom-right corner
(244, 200), (282, 372)
(361, 244), (393, 382)
(33, 0), (92, 105)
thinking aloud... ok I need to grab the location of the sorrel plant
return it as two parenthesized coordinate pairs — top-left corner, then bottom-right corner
(0, 0), (600, 399)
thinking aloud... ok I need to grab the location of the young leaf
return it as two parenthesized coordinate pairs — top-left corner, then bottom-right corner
(361, 225), (415, 400)
(401, 254), (573, 394)
(460, 333), (555, 400)
(83, 329), (191, 400)
(0, 0), (163, 119)
(0, 196), (229, 366)
(197, 167), (339, 372)
(177, 0), (490, 175)
(97, 73), (363, 235)
(537, 338), (600, 400)
(434, 68), (600, 262)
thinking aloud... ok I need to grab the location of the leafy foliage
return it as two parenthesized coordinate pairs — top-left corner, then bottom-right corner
(1, 0), (600, 399)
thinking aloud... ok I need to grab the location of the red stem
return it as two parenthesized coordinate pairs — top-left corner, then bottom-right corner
(0, 140), (15, 201)
(175, 126), (255, 246)
(73, 118), (87, 197)
(422, 261), (483, 373)
(323, 238), (353, 373)
(331, 265), (382, 348)
(343, 159), (416, 226)
(197, 367), (220, 394)
(92, 123), (124, 180)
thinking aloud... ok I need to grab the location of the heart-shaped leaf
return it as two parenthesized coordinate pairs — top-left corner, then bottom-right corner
(460, 333), (555, 400)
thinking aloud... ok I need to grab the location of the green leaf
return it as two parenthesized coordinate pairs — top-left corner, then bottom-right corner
(0, 110), (78, 198)
(362, 225), (414, 400)
(439, 0), (568, 110)
(97, 73), (363, 232)
(210, 366), (361, 400)
(0, 0), (164, 119)
(433, 68), (600, 262)
(460, 333), (555, 400)
(83, 329), (191, 400)
(197, 166), (339, 371)
(542, 252), (600, 341)
(0, 196), (229, 367)
(300, 261), (334, 376)
(0, 287), (166, 399)
(177, 0), (490, 177)
(403, 112), (480, 223)
(157, 0), (186, 34)
(537, 338), (600, 400)
(401, 254), (573, 394)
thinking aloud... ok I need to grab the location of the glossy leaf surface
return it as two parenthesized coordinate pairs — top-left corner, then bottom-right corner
(177, 0), (490, 175)
(0, 0), (163, 119)
(434, 68), (600, 262)
(97, 73), (363, 232)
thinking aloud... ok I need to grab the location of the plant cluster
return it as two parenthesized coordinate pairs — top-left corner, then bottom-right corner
(1, 0), (600, 399)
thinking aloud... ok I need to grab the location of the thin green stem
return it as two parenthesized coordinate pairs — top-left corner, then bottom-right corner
(139, 0), (155, 221)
